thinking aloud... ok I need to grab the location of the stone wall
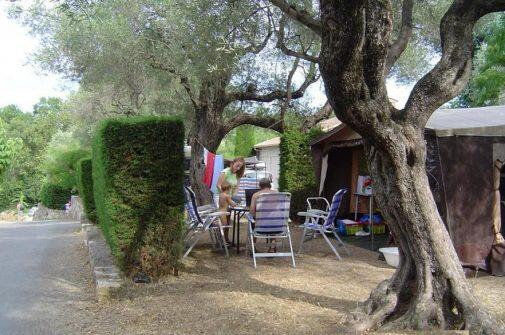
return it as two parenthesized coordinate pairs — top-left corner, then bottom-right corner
(69, 196), (84, 220)
(33, 195), (85, 221)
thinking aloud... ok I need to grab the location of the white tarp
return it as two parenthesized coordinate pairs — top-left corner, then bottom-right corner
(426, 105), (505, 137)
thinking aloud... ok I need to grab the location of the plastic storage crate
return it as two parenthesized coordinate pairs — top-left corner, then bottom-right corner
(337, 220), (362, 236)
(337, 220), (386, 236)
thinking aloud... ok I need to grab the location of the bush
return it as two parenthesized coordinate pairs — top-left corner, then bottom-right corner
(77, 157), (96, 222)
(92, 116), (185, 279)
(43, 145), (90, 191)
(40, 183), (71, 209)
(279, 128), (323, 219)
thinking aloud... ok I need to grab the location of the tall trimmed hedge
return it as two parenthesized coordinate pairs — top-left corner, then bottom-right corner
(40, 183), (71, 210)
(279, 128), (323, 219)
(92, 116), (185, 279)
(77, 157), (96, 222)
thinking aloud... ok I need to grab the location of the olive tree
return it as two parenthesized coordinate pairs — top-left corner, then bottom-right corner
(17, 0), (322, 202)
(271, 0), (505, 333)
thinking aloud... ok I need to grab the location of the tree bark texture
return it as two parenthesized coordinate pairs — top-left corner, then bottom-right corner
(318, 0), (505, 333)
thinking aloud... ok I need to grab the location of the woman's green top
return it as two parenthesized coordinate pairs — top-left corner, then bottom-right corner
(221, 167), (238, 194)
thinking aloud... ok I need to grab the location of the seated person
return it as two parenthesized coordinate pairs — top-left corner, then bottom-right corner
(249, 178), (277, 252)
(249, 178), (276, 217)
(218, 181), (238, 244)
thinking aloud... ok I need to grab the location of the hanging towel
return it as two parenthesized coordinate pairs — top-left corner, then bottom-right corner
(319, 154), (328, 196)
(211, 155), (224, 194)
(203, 151), (216, 188)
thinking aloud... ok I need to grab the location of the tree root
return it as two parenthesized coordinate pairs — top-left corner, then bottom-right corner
(346, 278), (505, 335)
(347, 280), (398, 334)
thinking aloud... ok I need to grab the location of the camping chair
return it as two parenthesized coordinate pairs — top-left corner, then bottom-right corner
(183, 186), (230, 259)
(245, 192), (296, 268)
(183, 186), (216, 233)
(185, 186), (216, 214)
(298, 189), (350, 260)
(236, 177), (260, 203)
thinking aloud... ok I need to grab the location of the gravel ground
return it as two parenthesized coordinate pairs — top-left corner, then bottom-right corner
(50, 225), (505, 335)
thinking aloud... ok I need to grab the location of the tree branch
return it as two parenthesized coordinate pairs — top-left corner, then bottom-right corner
(279, 57), (300, 131)
(276, 15), (319, 63)
(145, 54), (199, 110)
(319, 1), (370, 128)
(226, 61), (318, 103)
(244, 29), (273, 54)
(363, 1), (392, 99)
(305, 100), (333, 129)
(385, 0), (413, 74)
(222, 113), (283, 135)
(269, 0), (322, 36)
(243, 7), (274, 55)
(404, 0), (505, 128)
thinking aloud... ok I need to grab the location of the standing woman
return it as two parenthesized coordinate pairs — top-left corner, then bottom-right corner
(217, 157), (245, 203)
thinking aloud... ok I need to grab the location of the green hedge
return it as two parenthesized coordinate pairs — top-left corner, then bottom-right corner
(92, 116), (185, 279)
(40, 183), (71, 210)
(77, 157), (97, 223)
(279, 128), (323, 219)
(44, 148), (90, 191)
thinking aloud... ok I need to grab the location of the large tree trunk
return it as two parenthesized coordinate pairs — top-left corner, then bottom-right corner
(316, 1), (505, 333)
(188, 106), (224, 205)
(350, 128), (503, 334)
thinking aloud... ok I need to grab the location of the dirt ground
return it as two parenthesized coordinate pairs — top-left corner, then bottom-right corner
(64, 226), (505, 335)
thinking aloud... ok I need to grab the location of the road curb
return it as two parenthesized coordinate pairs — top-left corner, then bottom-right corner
(81, 220), (123, 302)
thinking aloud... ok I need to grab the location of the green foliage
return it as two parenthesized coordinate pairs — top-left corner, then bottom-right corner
(40, 183), (71, 209)
(389, 0), (452, 83)
(16, 0), (318, 134)
(92, 116), (185, 279)
(0, 98), (72, 210)
(452, 14), (505, 107)
(218, 125), (278, 159)
(470, 15), (505, 106)
(77, 157), (96, 222)
(279, 127), (324, 219)
(234, 126), (257, 157)
(13, 191), (28, 209)
(0, 118), (21, 178)
(43, 139), (89, 192)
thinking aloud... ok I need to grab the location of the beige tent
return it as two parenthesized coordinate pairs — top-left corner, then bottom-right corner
(310, 106), (505, 272)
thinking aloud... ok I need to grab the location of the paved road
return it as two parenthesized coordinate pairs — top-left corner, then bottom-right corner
(0, 220), (92, 335)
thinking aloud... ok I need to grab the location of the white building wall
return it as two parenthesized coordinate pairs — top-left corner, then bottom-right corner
(257, 146), (280, 190)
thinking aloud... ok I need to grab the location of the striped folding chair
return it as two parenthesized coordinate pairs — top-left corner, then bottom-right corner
(183, 186), (230, 258)
(236, 177), (260, 202)
(245, 192), (296, 268)
(297, 189), (350, 260)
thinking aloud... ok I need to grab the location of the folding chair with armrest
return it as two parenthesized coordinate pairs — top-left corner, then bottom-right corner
(245, 192), (296, 268)
(183, 186), (230, 258)
(298, 189), (350, 260)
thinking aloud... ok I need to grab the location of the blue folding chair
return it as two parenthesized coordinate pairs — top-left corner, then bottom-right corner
(183, 186), (230, 258)
(245, 192), (296, 268)
(297, 189), (350, 260)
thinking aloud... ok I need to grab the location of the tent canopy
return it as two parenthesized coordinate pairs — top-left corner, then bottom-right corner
(426, 106), (505, 137)
(311, 105), (505, 146)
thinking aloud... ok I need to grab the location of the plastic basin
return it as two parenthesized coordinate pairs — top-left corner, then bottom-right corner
(379, 247), (399, 268)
